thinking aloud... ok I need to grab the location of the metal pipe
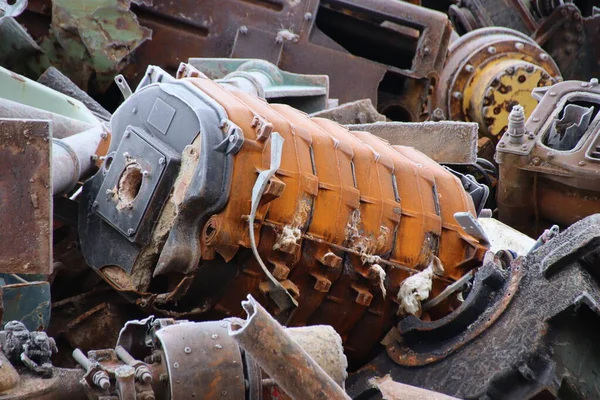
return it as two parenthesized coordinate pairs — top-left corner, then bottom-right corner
(228, 295), (350, 400)
(52, 124), (106, 195)
(0, 98), (95, 139)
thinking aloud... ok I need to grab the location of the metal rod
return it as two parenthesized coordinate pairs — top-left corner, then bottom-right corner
(229, 295), (350, 400)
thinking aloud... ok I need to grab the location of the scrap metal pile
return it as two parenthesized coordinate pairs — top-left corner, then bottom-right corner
(1, 0), (600, 399)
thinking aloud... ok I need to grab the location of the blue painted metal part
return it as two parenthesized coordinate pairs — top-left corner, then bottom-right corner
(0, 275), (51, 331)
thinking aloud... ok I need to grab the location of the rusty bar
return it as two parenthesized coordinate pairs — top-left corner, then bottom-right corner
(229, 295), (350, 400)
(0, 119), (51, 274)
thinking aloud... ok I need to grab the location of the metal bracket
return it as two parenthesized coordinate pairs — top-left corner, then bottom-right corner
(248, 132), (298, 312)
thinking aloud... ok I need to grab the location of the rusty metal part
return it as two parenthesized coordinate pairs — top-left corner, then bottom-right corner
(21, 0), (451, 120)
(531, 3), (600, 81)
(496, 79), (600, 236)
(0, 119), (51, 274)
(347, 121), (478, 164)
(310, 99), (386, 125)
(386, 252), (523, 366)
(348, 214), (600, 399)
(369, 375), (458, 400)
(433, 27), (561, 140)
(229, 295), (350, 400)
(79, 66), (487, 364)
(0, 367), (86, 399)
(448, 0), (539, 35)
(155, 320), (245, 399)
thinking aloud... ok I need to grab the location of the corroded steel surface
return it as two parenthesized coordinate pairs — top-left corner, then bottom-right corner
(433, 27), (561, 140)
(0, 119), (51, 274)
(181, 74), (487, 362)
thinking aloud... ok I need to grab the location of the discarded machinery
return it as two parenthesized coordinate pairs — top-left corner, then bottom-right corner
(78, 64), (489, 365)
(448, 0), (600, 81)
(497, 79), (600, 236)
(21, 0), (453, 121)
(0, 296), (349, 400)
(432, 27), (562, 140)
(348, 214), (600, 399)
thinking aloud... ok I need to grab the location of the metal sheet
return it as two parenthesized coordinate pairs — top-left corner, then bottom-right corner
(347, 121), (479, 164)
(0, 119), (51, 274)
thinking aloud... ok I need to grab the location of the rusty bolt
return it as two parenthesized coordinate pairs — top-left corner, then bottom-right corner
(465, 64), (474, 73)
(304, 12), (312, 21)
(355, 291), (373, 307)
(579, 161), (586, 166)
(453, 91), (463, 99)
(239, 25), (248, 35)
(540, 53), (549, 61)
(211, 334), (218, 340)
(505, 66), (515, 75)
(487, 46), (497, 54)
(514, 42), (525, 51)
(526, 65), (534, 73)
(320, 252), (342, 269)
(314, 278), (331, 293)
(531, 157), (540, 165)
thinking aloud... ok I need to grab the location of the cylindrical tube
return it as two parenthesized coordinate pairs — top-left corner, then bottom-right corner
(228, 295), (350, 400)
(0, 98), (95, 139)
(52, 124), (106, 195)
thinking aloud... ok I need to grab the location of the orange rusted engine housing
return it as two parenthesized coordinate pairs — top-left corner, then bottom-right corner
(83, 68), (488, 365)
(182, 77), (487, 361)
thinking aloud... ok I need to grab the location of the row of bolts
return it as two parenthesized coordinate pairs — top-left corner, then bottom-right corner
(73, 346), (153, 391)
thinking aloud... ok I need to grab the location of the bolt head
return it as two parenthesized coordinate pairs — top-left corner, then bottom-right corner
(127, 228), (135, 236)
(540, 53), (549, 61)
(487, 46), (497, 54)
(158, 157), (166, 165)
(579, 161), (586, 166)
(239, 25), (248, 34)
(453, 91), (463, 99)
(498, 142), (505, 148)
(184, 347), (192, 354)
(304, 12), (312, 21)
(515, 42), (525, 50)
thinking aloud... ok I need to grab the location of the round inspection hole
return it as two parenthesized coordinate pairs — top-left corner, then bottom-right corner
(117, 163), (144, 203)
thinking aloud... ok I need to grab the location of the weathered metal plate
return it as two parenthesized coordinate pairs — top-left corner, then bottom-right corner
(0, 119), (51, 274)
(348, 121), (479, 164)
